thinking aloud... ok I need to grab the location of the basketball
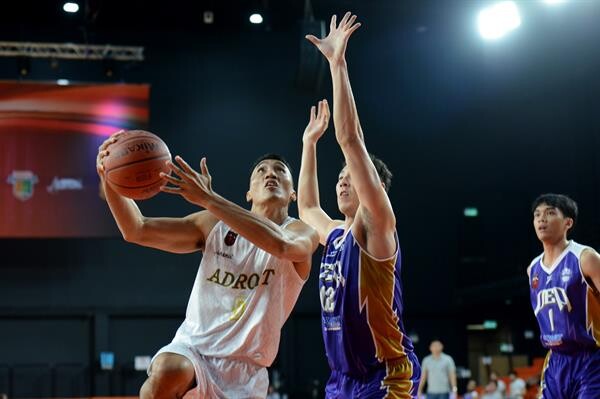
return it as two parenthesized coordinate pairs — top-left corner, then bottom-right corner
(103, 130), (171, 200)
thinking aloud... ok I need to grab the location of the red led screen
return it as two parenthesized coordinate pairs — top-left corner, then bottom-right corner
(0, 81), (150, 237)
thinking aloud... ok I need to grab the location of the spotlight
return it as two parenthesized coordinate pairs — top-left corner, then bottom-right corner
(478, 1), (521, 40)
(249, 13), (263, 24)
(63, 2), (79, 13)
(203, 10), (214, 24)
(57, 79), (70, 86)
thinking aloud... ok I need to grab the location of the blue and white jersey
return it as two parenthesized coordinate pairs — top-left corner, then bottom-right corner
(529, 241), (600, 353)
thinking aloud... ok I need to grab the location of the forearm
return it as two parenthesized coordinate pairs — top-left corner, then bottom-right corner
(203, 194), (301, 260)
(450, 372), (457, 391)
(330, 59), (363, 145)
(298, 140), (321, 214)
(102, 180), (145, 241)
(418, 375), (426, 394)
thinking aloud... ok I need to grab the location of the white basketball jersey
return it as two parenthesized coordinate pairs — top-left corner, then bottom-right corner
(172, 217), (305, 367)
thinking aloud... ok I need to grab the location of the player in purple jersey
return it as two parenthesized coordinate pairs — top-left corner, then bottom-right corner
(298, 12), (420, 398)
(528, 193), (600, 398)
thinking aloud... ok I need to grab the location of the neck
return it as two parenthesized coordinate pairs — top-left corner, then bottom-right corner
(343, 215), (355, 231)
(251, 202), (289, 225)
(542, 237), (569, 265)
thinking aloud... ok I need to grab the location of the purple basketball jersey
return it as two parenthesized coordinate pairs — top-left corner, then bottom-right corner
(529, 241), (600, 353)
(320, 226), (415, 376)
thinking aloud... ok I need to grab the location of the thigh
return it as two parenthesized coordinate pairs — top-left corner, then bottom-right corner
(325, 371), (353, 399)
(200, 355), (268, 399)
(575, 350), (600, 399)
(539, 351), (568, 399)
(380, 355), (420, 399)
(358, 354), (421, 399)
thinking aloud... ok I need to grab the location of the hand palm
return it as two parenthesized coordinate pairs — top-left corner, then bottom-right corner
(317, 31), (347, 61)
(303, 100), (330, 143)
(305, 119), (327, 140)
(305, 13), (361, 63)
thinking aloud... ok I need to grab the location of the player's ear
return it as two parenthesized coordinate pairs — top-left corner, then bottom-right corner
(290, 189), (297, 202)
(565, 217), (574, 230)
(246, 190), (252, 203)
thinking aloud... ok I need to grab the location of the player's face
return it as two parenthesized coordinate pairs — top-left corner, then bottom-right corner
(247, 159), (295, 206)
(336, 166), (359, 217)
(533, 203), (572, 242)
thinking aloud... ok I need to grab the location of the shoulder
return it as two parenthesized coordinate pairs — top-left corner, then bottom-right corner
(443, 354), (456, 366)
(580, 246), (600, 275)
(527, 253), (543, 277)
(569, 241), (593, 258)
(285, 218), (319, 238)
(529, 253), (542, 268)
(322, 221), (345, 242)
(579, 245), (599, 263)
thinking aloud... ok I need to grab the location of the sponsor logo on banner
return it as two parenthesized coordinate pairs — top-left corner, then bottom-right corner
(47, 177), (83, 193)
(6, 170), (39, 201)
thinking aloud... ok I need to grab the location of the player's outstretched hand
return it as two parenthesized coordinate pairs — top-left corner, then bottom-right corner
(303, 99), (330, 145)
(305, 12), (361, 64)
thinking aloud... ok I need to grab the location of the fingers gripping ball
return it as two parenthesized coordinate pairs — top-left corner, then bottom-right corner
(103, 130), (171, 200)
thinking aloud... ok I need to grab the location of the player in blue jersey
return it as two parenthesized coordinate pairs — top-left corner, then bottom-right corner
(529, 193), (600, 398)
(298, 12), (420, 398)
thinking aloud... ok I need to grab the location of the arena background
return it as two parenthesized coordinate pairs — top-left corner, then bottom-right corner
(1, 0), (599, 397)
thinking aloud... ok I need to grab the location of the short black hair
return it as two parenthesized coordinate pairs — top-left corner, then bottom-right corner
(531, 193), (578, 230)
(251, 153), (292, 175)
(342, 153), (393, 192)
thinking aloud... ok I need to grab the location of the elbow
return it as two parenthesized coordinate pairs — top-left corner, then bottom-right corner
(275, 239), (292, 259)
(122, 229), (141, 244)
(121, 218), (146, 244)
(336, 132), (363, 149)
(277, 240), (307, 263)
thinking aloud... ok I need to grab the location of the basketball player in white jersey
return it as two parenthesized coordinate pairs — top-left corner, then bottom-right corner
(96, 134), (319, 399)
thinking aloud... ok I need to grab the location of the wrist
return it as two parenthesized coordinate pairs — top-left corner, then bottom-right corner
(328, 57), (347, 68)
(302, 137), (318, 146)
(203, 191), (223, 211)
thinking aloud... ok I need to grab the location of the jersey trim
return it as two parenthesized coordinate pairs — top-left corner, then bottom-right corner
(539, 241), (573, 275)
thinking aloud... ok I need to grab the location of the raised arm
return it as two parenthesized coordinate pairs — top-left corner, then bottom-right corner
(97, 132), (215, 254)
(160, 156), (319, 279)
(298, 100), (340, 245)
(307, 13), (396, 255)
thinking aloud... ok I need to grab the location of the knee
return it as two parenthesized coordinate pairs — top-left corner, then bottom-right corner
(140, 355), (195, 399)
